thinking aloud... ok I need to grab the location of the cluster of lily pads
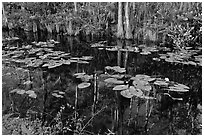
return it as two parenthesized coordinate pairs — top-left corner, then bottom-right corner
(51, 90), (65, 98)
(73, 72), (93, 89)
(103, 66), (190, 101)
(10, 88), (37, 99)
(138, 45), (159, 55)
(2, 39), (93, 69)
(153, 49), (202, 66)
(91, 42), (166, 56)
(31, 39), (60, 47)
(2, 36), (20, 43)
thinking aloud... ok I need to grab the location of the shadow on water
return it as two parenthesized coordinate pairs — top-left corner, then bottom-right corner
(2, 30), (202, 135)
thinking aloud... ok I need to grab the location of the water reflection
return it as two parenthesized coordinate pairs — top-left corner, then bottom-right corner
(2, 30), (202, 134)
(2, 30), (202, 100)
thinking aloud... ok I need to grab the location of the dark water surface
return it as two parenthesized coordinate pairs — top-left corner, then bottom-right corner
(2, 30), (202, 135)
(3, 30), (201, 93)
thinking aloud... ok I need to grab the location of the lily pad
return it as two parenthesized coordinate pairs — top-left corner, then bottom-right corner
(61, 59), (71, 65)
(104, 78), (124, 84)
(81, 56), (93, 61)
(58, 91), (65, 95)
(147, 78), (156, 82)
(154, 80), (169, 87)
(70, 57), (81, 60)
(106, 47), (118, 51)
(74, 72), (86, 76)
(76, 74), (86, 79)
(10, 89), (20, 93)
(138, 44), (146, 48)
(24, 45), (32, 49)
(70, 59), (78, 63)
(48, 61), (63, 68)
(25, 90), (35, 95)
(28, 93), (37, 98)
(23, 80), (33, 85)
(160, 56), (167, 59)
(53, 90), (61, 93)
(53, 90), (65, 95)
(27, 92), (37, 98)
(140, 95), (156, 100)
(129, 86), (137, 94)
(131, 89), (143, 97)
(133, 80), (152, 91)
(165, 58), (175, 63)
(77, 60), (90, 64)
(49, 39), (60, 44)
(105, 66), (126, 73)
(78, 82), (91, 89)
(16, 89), (26, 95)
(91, 43), (105, 48)
(42, 63), (50, 67)
(166, 86), (189, 92)
(11, 54), (22, 58)
(113, 85), (128, 91)
(153, 58), (161, 61)
(81, 74), (93, 81)
(44, 48), (53, 52)
(14, 59), (26, 63)
(36, 52), (44, 56)
(51, 56), (61, 59)
(140, 51), (151, 55)
(52, 93), (63, 98)
(187, 61), (197, 66)
(109, 74), (124, 79)
(120, 89), (134, 98)
(185, 47), (193, 50)
(173, 83), (190, 89)
(135, 74), (150, 80)
(132, 79), (149, 86)
(27, 59), (44, 67)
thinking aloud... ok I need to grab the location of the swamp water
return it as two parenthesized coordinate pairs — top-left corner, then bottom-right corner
(2, 30), (202, 135)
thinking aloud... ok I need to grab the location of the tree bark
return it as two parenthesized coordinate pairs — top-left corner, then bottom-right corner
(117, 2), (124, 39)
(74, 2), (77, 13)
(125, 2), (133, 39)
(2, 3), (8, 27)
(67, 20), (73, 36)
(179, 2), (183, 11)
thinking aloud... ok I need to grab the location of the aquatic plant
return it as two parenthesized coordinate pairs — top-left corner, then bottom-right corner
(154, 50), (201, 66)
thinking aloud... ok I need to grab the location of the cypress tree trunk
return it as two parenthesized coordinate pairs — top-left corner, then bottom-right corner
(117, 40), (123, 66)
(117, 2), (124, 39)
(74, 2), (77, 13)
(2, 3), (8, 27)
(67, 20), (73, 36)
(33, 22), (38, 33)
(125, 2), (133, 39)
(179, 2), (183, 11)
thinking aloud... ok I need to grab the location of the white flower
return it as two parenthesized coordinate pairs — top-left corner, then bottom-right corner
(165, 78), (169, 81)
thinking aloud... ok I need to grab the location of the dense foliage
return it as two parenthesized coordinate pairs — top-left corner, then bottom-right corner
(3, 2), (202, 46)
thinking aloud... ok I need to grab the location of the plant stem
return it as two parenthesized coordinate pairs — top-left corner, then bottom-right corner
(92, 73), (97, 116)
(77, 59), (79, 73)
(41, 75), (47, 126)
(144, 92), (150, 132)
(128, 97), (134, 126)
(75, 86), (78, 124)
(79, 106), (107, 134)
